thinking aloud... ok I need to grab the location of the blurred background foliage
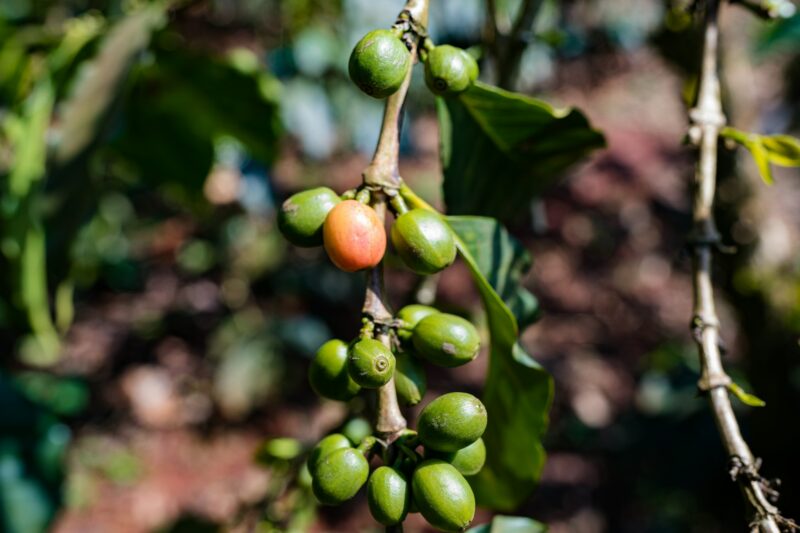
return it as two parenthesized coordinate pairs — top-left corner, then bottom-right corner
(0, 0), (799, 532)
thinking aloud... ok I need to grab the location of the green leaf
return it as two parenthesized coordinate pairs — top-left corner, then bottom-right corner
(443, 215), (552, 511)
(467, 515), (548, 533)
(727, 382), (766, 407)
(760, 134), (800, 166)
(720, 127), (800, 184)
(750, 138), (775, 185)
(757, 12), (800, 55)
(437, 81), (604, 221)
(52, 5), (166, 166)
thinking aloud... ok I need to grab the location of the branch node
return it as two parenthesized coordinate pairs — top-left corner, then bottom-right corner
(689, 106), (726, 128)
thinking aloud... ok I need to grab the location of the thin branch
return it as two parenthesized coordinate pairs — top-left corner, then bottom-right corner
(361, 0), (430, 441)
(491, 0), (545, 89)
(688, 2), (788, 531)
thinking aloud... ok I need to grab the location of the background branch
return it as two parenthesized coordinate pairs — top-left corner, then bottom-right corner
(689, 2), (787, 531)
(485, 0), (545, 89)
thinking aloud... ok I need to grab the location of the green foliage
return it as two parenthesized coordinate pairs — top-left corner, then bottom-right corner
(721, 126), (800, 184)
(445, 216), (553, 511)
(437, 82), (605, 221)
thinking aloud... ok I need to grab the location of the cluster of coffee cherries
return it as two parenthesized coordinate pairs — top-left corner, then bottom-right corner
(278, 185), (458, 277)
(348, 17), (479, 99)
(276, 14), (488, 533)
(307, 392), (487, 531)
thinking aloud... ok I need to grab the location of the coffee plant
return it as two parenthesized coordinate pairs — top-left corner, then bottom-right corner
(277, 8), (491, 529)
(2, 0), (800, 530)
(273, 0), (800, 531)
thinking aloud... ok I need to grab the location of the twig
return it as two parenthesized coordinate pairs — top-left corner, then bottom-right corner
(688, 2), (787, 531)
(361, 0), (430, 441)
(487, 0), (545, 89)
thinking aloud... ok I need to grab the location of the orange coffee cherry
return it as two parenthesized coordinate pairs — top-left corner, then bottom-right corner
(323, 200), (386, 272)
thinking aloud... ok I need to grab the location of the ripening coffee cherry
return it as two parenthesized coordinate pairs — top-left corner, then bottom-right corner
(412, 460), (476, 532)
(424, 45), (478, 97)
(394, 353), (427, 406)
(367, 466), (410, 526)
(411, 313), (480, 367)
(349, 29), (411, 99)
(391, 209), (456, 275)
(309, 339), (361, 401)
(347, 338), (396, 388)
(396, 304), (439, 342)
(323, 200), (386, 272)
(428, 437), (486, 477)
(308, 433), (352, 476)
(312, 447), (369, 505)
(418, 392), (487, 453)
(278, 187), (341, 247)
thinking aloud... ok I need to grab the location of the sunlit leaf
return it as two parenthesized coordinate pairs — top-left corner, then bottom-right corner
(437, 81), (604, 221)
(728, 382), (766, 407)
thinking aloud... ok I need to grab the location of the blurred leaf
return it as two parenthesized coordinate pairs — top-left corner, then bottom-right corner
(255, 438), (304, 465)
(13, 372), (89, 416)
(53, 5), (166, 166)
(467, 515), (548, 533)
(437, 81), (604, 221)
(721, 127), (800, 184)
(0, 450), (52, 533)
(727, 382), (767, 407)
(757, 12), (800, 54)
(213, 335), (284, 420)
(760, 134), (800, 166)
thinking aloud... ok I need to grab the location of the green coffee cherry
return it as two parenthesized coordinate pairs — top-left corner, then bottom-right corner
(367, 466), (410, 526)
(412, 460), (476, 532)
(428, 438), (486, 476)
(396, 304), (439, 342)
(347, 338), (396, 388)
(411, 313), (480, 367)
(342, 417), (372, 445)
(462, 49), (479, 83)
(309, 339), (361, 401)
(349, 29), (411, 99)
(308, 433), (351, 476)
(424, 45), (477, 97)
(418, 392), (487, 452)
(312, 447), (369, 505)
(395, 353), (427, 406)
(278, 187), (341, 247)
(391, 209), (456, 275)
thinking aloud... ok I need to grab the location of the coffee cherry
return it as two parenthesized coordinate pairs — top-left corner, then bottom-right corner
(323, 200), (386, 272)
(428, 437), (486, 476)
(424, 45), (478, 97)
(312, 447), (369, 505)
(395, 353), (427, 406)
(411, 313), (480, 367)
(396, 304), (439, 342)
(391, 209), (456, 275)
(278, 187), (341, 247)
(347, 338), (396, 388)
(309, 339), (361, 401)
(342, 417), (372, 445)
(308, 433), (351, 476)
(349, 29), (411, 99)
(367, 466), (410, 526)
(412, 459), (476, 532)
(418, 392), (487, 453)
